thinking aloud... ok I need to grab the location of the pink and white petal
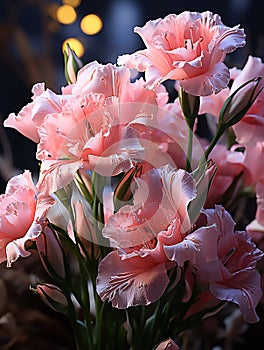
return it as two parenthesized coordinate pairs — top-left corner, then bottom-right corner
(203, 205), (236, 235)
(4, 106), (39, 143)
(159, 165), (196, 232)
(5, 170), (35, 195)
(117, 51), (152, 72)
(31, 89), (64, 127)
(179, 62), (230, 96)
(164, 225), (220, 271)
(210, 271), (263, 323)
(6, 220), (43, 267)
(34, 193), (56, 222)
(96, 250), (169, 308)
(215, 25), (246, 53)
(37, 159), (83, 194)
(102, 202), (162, 249)
(88, 154), (134, 177)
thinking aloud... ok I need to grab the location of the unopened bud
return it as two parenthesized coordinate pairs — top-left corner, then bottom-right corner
(36, 225), (66, 279)
(113, 165), (141, 211)
(30, 283), (68, 313)
(63, 43), (83, 84)
(179, 87), (200, 129)
(219, 76), (262, 128)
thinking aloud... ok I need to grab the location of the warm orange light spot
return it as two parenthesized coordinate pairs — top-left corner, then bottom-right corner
(63, 0), (82, 7)
(56, 5), (77, 25)
(62, 38), (84, 57)
(80, 14), (103, 35)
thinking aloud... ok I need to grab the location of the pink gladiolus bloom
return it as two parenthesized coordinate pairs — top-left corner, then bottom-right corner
(0, 171), (55, 267)
(195, 205), (264, 323)
(118, 11), (245, 96)
(96, 165), (218, 308)
(33, 62), (162, 194)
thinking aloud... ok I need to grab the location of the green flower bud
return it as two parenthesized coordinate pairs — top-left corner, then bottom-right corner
(63, 43), (83, 84)
(219, 76), (262, 128)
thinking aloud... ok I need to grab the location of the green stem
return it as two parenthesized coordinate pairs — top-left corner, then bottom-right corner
(66, 291), (93, 350)
(199, 122), (227, 167)
(185, 125), (194, 172)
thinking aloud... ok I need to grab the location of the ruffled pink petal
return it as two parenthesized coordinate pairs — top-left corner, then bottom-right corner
(6, 220), (43, 267)
(37, 159), (83, 194)
(159, 165), (196, 232)
(72, 61), (131, 97)
(4, 106), (39, 143)
(96, 250), (169, 308)
(210, 271), (263, 323)
(179, 62), (230, 96)
(5, 170), (35, 195)
(164, 225), (220, 271)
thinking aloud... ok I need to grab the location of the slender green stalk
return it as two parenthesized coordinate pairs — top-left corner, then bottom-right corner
(185, 125), (194, 172)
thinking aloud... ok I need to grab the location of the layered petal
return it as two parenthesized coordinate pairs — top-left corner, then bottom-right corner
(96, 250), (169, 308)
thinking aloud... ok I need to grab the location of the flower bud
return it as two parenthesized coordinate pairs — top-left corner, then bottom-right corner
(218, 76), (262, 128)
(31, 283), (68, 313)
(36, 225), (66, 279)
(63, 43), (83, 84)
(114, 165), (141, 211)
(178, 87), (200, 129)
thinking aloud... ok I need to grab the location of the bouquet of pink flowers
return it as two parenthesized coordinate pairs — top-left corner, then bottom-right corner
(1, 10), (264, 350)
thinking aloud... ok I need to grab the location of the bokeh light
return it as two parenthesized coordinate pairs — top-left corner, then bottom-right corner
(62, 38), (84, 57)
(56, 5), (77, 25)
(80, 14), (103, 35)
(62, 0), (82, 8)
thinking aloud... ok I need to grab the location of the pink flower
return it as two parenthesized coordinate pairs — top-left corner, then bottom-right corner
(96, 165), (218, 308)
(0, 171), (55, 266)
(195, 205), (264, 323)
(34, 63), (163, 194)
(118, 11), (245, 96)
